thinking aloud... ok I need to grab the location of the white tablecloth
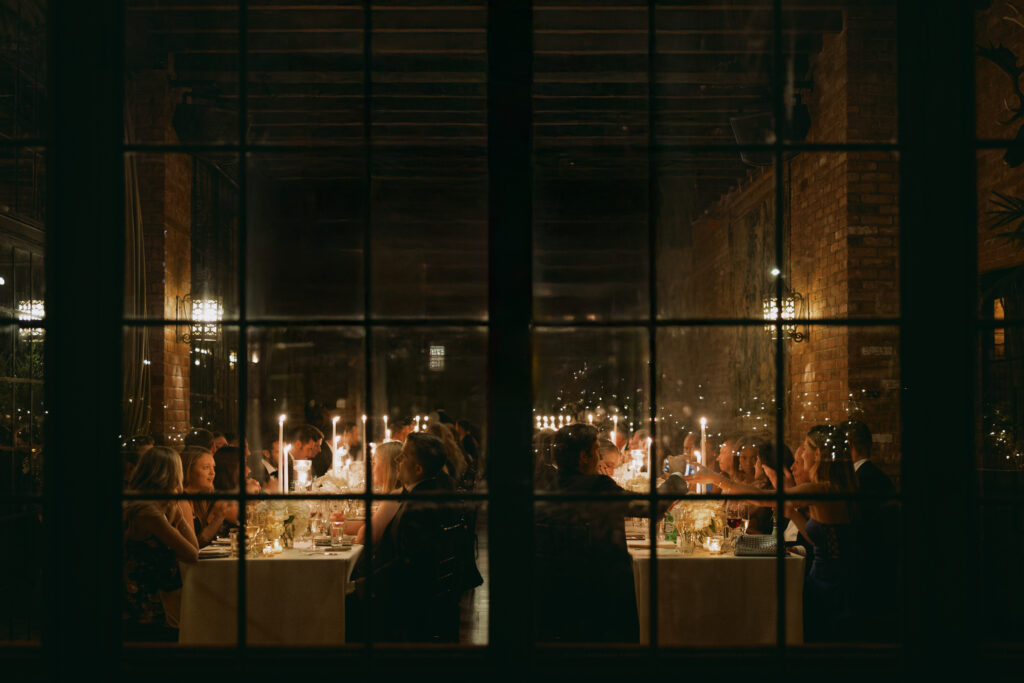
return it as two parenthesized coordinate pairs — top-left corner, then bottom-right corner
(631, 547), (804, 646)
(179, 546), (362, 646)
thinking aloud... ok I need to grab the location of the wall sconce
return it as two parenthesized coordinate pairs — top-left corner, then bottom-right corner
(175, 294), (222, 343)
(761, 274), (807, 343)
(17, 300), (44, 341)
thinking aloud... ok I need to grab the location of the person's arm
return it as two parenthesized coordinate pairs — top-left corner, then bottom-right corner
(137, 508), (199, 563)
(688, 471), (830, 507)
(354, 499), (399, 547)
(195, 500), (228, 547)
(170, 500), (200, 548)
(784, 502), (813, 545)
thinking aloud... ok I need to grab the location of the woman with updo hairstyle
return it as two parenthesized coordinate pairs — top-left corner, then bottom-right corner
(123, 446), (199, 641)
(427, 421), (468, 487)
(687, 423), (860, 642)
(180, 445), (229, 548)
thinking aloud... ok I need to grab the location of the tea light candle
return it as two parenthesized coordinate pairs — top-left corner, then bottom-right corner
(708, 537), (723, 554)
(272, 539), (283, 554)
(263, 542), (273, 556)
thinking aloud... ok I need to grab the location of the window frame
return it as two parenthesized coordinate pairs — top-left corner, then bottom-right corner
(0, 0), (1011, 678)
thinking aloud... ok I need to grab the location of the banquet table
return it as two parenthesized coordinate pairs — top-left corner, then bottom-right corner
(630, 543), (805, 646)
(178, 545), (362, 646)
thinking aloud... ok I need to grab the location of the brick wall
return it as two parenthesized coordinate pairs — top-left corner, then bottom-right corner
(127, 71), (192, 445)
(659, 8), (900, 476)
(976, 7), (1024, 275)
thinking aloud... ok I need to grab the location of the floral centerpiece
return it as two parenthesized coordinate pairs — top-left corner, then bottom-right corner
(671, 499), (726, 546)
(251, 499), (312, 548)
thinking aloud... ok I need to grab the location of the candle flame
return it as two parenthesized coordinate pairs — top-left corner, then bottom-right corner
(278, 413), (286, 425)
(700, 417), (707, 427)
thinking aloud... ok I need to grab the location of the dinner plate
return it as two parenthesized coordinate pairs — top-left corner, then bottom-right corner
(199, 548), (231, 559)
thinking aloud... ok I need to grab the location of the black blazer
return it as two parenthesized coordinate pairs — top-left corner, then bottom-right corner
(856, 459), (895, 497)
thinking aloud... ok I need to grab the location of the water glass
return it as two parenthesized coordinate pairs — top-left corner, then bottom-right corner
(228, 528), (239, 557)
(330, 521), (345, 548)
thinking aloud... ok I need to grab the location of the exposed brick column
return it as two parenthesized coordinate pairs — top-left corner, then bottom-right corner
(128, 71), (192, 445)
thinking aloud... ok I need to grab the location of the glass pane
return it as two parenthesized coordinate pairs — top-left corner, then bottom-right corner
(0, 502), (43, 643)
(534, 2), (650, 322)
(656, 151), (777, 319)
(976, 3), (1022, 142)
(533, 327), (649, 491)
(0, 324), (43, 497)
(790, 151), (899, 319)
(979, 503), (1024, 642)
(645, 540), (803, 647)
(370, 3), (488, 319)
(789, 326), (901, 493)
(658, 326), (777, 474)
(979, 324), (1024, 498)
(125, 0), (240, 145)
(371, 172), (488, 320)
(121, 325), (240, 464)
(246, 326), (365, 488)
(0, 146), (45, 229)
(246, 3), (364, 146)
(654, 0), (775, 149)
(353, 497), (487, 645)
(246, 152), (365, 319)
(0, 1), (46, 140)
(372, 327), (486, 491)
(124, 153), (240, 321)
(782, 1), (896, 144)
(978, 149), (1024, 286)
(535, 500), (650, 645)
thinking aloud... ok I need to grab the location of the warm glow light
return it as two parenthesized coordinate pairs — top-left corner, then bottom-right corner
(191, 298), (222, 341)
(17, 300), (44, 340)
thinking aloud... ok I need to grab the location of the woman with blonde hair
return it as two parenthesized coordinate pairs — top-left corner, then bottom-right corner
(180, 445), (229, 548)
(334, 440), (405, 547)
(123, 446), (199, 641)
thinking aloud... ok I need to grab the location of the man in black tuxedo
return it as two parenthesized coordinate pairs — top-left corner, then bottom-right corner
(842, 419), (899, 641)
(360, 432), (456, 641)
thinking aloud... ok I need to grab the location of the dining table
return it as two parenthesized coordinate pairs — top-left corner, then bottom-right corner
(629, 540), (805, 646)
(178, 544), (363, 646)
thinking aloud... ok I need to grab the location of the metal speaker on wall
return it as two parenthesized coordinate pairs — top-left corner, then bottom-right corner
(730, 95), (811, 168)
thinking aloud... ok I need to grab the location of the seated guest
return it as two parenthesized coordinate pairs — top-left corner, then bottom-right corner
(334, 441), (403, 544)
(211, 431), (228, 454)
(212, 446), (260, 534)
(690, 424), (859, 642)
(180, 446), (229, 547)
(184, 427), (216, 452)
(392, 416), (415, 443)
(742, 438), (794, 535)
(533, 429), (558, 491)
(337, 420), (362, 460)
(123, 446), (199, 641)
(842, 418), (899, 642)
(355, 433), (458, 641)
(275, 423), (325, 490)
(427, 421), (468, 487)
(596, 438), (621, 476)
(534, 424), (686, 643)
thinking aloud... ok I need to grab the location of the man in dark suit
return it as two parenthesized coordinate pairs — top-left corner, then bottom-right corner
(842, 419), (899, 641)
(360, 432), (457, 641)
(534, 424), (687, 643)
